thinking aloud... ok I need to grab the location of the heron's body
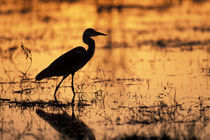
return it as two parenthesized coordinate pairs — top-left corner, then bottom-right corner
(36, 47), (88, 80)
(35, 28), (106, 104)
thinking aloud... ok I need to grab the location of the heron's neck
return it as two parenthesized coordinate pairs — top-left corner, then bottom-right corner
(83, 35), (95, 61)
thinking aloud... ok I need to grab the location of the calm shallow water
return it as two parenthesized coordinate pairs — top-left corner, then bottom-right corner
(0, 0), (210, 139)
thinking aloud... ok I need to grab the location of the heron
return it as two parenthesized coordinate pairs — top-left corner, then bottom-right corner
(35, 28), (106, 104)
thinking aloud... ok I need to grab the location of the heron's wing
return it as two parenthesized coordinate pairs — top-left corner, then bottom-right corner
(36, 47), (87, 79)
(48, 46), (87, 75)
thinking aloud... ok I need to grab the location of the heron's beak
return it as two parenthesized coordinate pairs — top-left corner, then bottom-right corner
(95, 31), (107, 36)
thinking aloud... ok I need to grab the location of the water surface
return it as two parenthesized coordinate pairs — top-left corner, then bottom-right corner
(0, 0), (210, 139)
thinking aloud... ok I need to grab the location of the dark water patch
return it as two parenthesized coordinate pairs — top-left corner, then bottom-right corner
(176, 26), (185, 31)
(0, 99), (72, 109)
(0, 98), (10, 102)
(193, 26), (210, 32)
(192, 0), (208, 4)
(19, 8), (32, 14)
(0, 46), (18, 60)
(0, 36), (13, 41)
(103, 42), (131, 49)
(136, 30), (149, 35)
(137, 40), (156, 47)
(0, 9), (31, 15)
(137, 39), (210, 48)
(96, 0), (210, 14)
(111, 130), (200, 140)
(157, 39), (210, 48)
(0, 81), (19, 84)
(173, 40), (210, 47)
(40, 16), (52, 23)
(13, 88), (35, 94)
(0, 10), (13, 15)
(77, 102), (91, 108)
(92, 78), (142, 85)
(116, 78), (142, 82)
(24, 34), (44, 40)
(93, 79), (111, 83)
(96, 2), (174, 13)
(126, 120), (156, 125)
(125, 84), (136, 86)
(112, 133), (172, 140)
(40, 0), (79, 3)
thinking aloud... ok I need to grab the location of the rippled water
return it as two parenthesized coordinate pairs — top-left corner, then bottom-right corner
(0, 0), (210, 140)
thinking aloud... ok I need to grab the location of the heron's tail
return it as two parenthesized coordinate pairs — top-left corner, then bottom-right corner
(35, 68), (50, 81)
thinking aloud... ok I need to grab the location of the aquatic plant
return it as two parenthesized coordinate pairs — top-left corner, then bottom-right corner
(20, 42), (32, 80)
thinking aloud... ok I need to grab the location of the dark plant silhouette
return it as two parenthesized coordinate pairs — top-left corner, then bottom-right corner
(20, 42), (32, 80)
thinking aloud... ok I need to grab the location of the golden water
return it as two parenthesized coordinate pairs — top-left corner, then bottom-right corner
(0, 0), (210, 139)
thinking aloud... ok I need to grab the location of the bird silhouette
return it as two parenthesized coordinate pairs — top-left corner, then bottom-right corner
(35, 28), (106, 104)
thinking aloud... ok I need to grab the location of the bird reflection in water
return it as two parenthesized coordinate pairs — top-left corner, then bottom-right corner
(36, 106), (95, 140)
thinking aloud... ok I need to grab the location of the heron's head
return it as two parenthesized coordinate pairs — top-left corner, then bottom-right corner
(84, 28), (106, 37)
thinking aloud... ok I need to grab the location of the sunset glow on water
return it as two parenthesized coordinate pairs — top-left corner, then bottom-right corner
(0, 0), (210, 139)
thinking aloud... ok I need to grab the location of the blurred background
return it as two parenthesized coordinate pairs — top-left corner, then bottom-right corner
(0, 0), (210, 50)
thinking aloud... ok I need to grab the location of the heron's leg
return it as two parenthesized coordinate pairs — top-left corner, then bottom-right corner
(71, 73), (76, 105)
(71, 105), (75, 119)
(54, 75), (68, 102)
